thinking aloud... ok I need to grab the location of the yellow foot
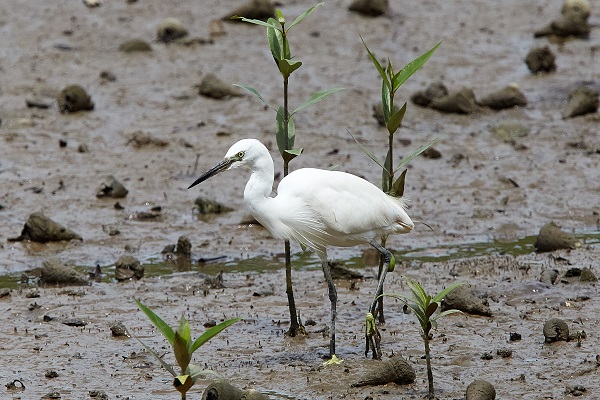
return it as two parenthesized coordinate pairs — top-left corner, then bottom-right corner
(323, 354), (343, 366)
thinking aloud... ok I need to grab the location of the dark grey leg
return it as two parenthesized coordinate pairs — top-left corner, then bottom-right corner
(321, 258), (337, 357)
(369, 241), (393, 315)
(365, 241), (393, 359)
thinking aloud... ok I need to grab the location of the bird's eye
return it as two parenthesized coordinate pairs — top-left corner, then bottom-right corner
(236, 151), (245, 159)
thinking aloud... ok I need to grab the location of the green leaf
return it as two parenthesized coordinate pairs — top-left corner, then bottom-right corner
(392, 41), (442, 91)
(275, 9), (285, 24)
(410, 303), (427, 327)
(383, 279), (462, 336)
(405, 279), (428, 310)
(283, 148), (303, 163)
(233, 16), (278, 29)
(278, 59), (302, 77)
(386, 59), (394, 81)
(173, 331), (191, 372)
(276, 106), (286, 155)
(292, 88), (344, 115)
(432, 282), (464, 303)
(177, 314), (191, 349)
(381, 78), (391, 123)
(135, 299), (175, 346)
(190, 318), (241, 354)
(390, 169), (407, 197)
(267, 27), (280, 60)
(276, 108), (295, 155)
(386, 102), (407, 135)
(233, 84), (276, 111)
(380, 293), (424, 320)
(411, 297), (427, 316)
(287, 116), (296, 148)
(288, 3), (324, 30)
(394, 138), (437, 173)
(360, 35), (390, 91)
(267, 19), (283, 60)
(431, 309), (463, 323)
(404, 279), (425, 301)
(348, 130), (388, 174)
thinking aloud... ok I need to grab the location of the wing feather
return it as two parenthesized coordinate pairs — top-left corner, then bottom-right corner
(273, 168), (411, 248)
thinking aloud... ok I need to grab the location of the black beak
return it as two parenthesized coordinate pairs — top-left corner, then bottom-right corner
(188, 158), (234, 189)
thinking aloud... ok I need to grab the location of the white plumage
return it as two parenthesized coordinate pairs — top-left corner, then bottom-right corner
(189, 138), (413, 358)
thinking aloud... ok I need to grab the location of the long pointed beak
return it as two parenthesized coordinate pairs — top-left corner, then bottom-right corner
(187, 158), (234, 189)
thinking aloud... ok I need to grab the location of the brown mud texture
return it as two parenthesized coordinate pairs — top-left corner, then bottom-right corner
(1, 0), (600, 399)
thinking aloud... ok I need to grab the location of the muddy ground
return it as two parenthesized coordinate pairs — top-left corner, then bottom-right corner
(1, 0), (599, 399)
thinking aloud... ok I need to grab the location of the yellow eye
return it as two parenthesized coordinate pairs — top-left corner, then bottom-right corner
(236, 151), (244, 159)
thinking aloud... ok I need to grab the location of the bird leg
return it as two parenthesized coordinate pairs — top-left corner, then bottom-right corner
(364, 312), (381, 359)
(365, 242), (395, 359)
(284, 240), (305, 337)
(321, 257), (337, 358)
(368, 242), (395, 315)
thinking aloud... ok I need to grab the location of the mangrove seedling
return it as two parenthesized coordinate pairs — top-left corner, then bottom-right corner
(233, 3), (342, 337)
(356, 39), (441, 358)
(133, 299), (241, 400)
(380, 278), (463, 400)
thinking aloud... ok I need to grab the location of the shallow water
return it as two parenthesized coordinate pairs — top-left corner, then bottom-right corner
(3, 231), (599, 289)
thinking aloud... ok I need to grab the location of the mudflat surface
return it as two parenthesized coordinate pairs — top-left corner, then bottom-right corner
(2, 250), (600, 399)
(1, 0), (599, 399)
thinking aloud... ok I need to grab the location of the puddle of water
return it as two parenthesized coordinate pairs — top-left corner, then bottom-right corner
(401, 235), (538, 262)
(3, 232), (598, 289)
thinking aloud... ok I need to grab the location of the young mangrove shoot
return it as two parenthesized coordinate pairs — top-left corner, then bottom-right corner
(381, 278), (463, 399)
(132, 299), (241, 400)
(233, 3), (342, 337)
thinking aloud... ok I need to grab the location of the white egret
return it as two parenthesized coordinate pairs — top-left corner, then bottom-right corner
(188, 139), (413, 359)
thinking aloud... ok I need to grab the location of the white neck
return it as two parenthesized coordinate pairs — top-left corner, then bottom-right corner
(243, 146), (275, 215)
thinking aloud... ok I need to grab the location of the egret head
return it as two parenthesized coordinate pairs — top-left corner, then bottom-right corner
(188, 139), (262, 189)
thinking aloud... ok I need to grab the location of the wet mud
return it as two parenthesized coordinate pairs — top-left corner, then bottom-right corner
(2, 249), (600, 399)
(1, 0), (599, 399)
